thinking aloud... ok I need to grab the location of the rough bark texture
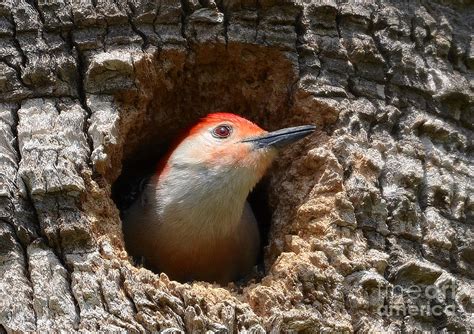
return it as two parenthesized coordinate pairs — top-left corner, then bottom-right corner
(0, 0), (473, 332)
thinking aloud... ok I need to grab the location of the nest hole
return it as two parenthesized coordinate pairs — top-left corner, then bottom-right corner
(111, 43), (303, 284)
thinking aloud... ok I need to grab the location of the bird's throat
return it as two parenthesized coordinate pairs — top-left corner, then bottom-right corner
(153, 163), (259, 239)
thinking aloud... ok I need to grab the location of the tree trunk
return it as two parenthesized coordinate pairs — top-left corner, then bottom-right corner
(0, 0), (472, 332)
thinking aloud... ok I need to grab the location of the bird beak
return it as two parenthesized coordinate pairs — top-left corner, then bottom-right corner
(242, 125), (316, 149)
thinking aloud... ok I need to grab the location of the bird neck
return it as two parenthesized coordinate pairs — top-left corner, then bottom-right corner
(153, 162), (260, 237)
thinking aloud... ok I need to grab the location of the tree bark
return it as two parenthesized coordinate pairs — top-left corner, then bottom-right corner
(0, 0), (473, 332)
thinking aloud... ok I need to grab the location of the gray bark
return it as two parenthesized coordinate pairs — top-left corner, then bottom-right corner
(0, 0), (473, 332)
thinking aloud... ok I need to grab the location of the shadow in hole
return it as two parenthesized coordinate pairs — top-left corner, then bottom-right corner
(112, 158), (158, 215)
(248, 176), (272, 273)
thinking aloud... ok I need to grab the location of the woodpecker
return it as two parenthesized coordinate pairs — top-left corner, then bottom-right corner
(122, 113), (315, 284)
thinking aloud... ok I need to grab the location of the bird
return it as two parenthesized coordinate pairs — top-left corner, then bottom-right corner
(122, 112), (316, 284)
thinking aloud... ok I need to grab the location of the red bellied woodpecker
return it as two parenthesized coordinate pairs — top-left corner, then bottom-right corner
(122, 112), (315, 284)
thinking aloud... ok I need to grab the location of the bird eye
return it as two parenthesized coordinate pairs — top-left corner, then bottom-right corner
(212, 125), (232, 138)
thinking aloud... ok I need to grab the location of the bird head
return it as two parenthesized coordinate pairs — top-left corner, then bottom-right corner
(160, 113), (316, 193)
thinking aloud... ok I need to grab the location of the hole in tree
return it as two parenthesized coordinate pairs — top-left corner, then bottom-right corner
(110, 43), (307, 285)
